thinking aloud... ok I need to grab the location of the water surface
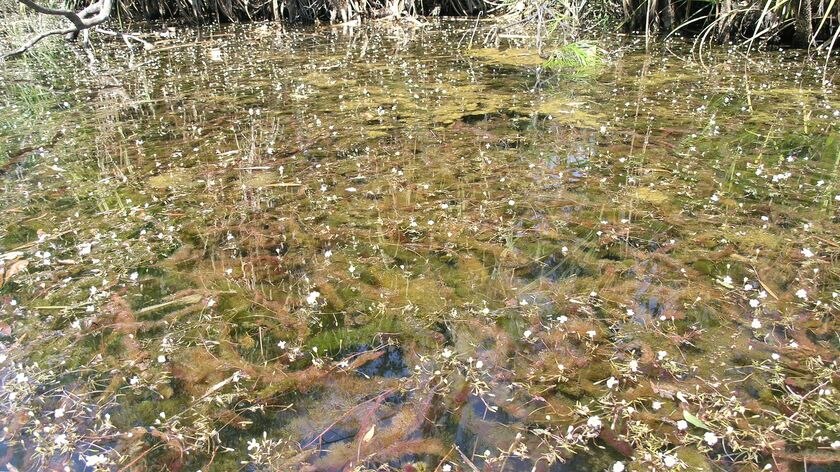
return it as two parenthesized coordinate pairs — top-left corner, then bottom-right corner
(0, 21), (838, 472)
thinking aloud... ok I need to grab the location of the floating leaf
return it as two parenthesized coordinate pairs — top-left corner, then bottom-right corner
(682, 410), (710, 430)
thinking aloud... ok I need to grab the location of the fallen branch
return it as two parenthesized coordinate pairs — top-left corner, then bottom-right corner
(3, 0), (115, 60)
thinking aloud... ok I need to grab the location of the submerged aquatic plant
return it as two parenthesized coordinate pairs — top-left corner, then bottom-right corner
(0, 21), (839, 472)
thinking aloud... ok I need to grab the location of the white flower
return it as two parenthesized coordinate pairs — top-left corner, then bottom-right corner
(606, 377), (619, 389)
(474, 360), (484, 369)
(628, 359), (639, 372)
(522, 330), (532, 339)
(586, 416), (602, 429)
(677, 420), (688, 431)
(247, 437), (260, 451)
(324, 250), (332, 258)
(795, 289), (807, 299)
(306, 291), (320, 305)
(831, 440), (840, 450)
(55, 434), (69, 447)
(703, 431), (719, 446)
(652, 401), (662, 411)
(612, 462), (625, 472)
(84, 454), (108, 467)
(54, 407), (65, 418)
(801, 248), (814, 258)
(129, 271), (139, 281)
(442, 465), (453, 472)
(722, 275), (733, 285)
(751, 318), (762, 329)
(749, 299), (760, 308)
(662, 454), (678, 468)
(78, 243), (92, 256)
(657, 350), (668, 360)
(771, 353), (780, 361)
(157, 355), (166, 363)
(441, 348), (453, 359)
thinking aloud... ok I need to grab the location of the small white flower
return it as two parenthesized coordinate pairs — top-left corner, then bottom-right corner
(157, 355), (166, 363)
(704, 431), (719, 446)
(657, 350), (668, 360)
(523, 330), (532, 339)
(84, 454), (108, 467)
(771, 353), (780, 361)
(441, 348), (453, 359)
(475, 360), (484, 369)
(749, 299), (760, 308)
(306, 291), (320, 305)
(130, 376), (140, 385)
(831, 440), (840, 450)
(652, 401), (662, 411)
(795, 289), (807, 299)
(662, 454), (678, 468)
(801, 248), (814, 258)
(722, 275), (733, 286)
(751, 318), (762, 329)
(508, 199), (515, 206)
(586, 330), (596, 338)
(247, 437), (260, 451)
(55, 434), (69, 447)
(54, 407), (65, 418)
(586, 416), (602, 429)
(612, 462), (625, 472)
(677, 420), (688, 431)
(324, 249), (332, 258)
(606, 376), (619, 389)
(628, 359), (639, 372)
(129, 271), (139, 281)
(442, 465), (453, 472)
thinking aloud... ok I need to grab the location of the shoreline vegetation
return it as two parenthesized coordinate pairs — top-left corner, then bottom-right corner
(0, 0), (838, 59)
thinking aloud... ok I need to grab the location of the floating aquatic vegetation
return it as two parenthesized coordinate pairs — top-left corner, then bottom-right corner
(0, 22), (839, 472)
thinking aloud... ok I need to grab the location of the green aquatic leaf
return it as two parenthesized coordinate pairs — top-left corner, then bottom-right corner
(682, 410), (710, 430)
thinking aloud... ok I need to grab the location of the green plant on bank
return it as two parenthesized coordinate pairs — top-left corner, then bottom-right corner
(542, 40), (605, 74)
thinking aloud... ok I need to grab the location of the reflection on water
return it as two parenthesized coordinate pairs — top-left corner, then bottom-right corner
(0, 21), (838, 472)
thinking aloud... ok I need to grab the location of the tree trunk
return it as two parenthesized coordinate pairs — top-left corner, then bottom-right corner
(793, 0), (813, 47)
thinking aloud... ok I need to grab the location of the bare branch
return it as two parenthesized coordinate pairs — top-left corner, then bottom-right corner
(3, 26), (78, 59)
(15, 0), (86, 30)
(3, 0), (115, 59)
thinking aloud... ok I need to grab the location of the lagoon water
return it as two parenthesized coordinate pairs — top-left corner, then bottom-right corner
(0, 21), (838, 471)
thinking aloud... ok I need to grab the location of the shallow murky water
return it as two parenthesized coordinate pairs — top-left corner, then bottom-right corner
(0, 21), (838, 472)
